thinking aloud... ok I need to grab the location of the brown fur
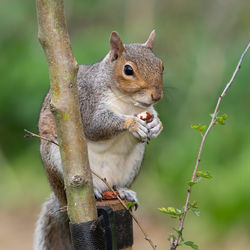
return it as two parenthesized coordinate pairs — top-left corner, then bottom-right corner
(111, 43), (163, 105)
(39, 91), (67, 206)
(123, 116), (143, 133)
(39, 91), (57, 140)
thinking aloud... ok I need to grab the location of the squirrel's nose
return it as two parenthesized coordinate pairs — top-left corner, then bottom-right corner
(151, 93), (161, 102)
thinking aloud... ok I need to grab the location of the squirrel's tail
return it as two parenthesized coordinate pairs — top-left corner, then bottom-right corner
(34, 193), (72, 250)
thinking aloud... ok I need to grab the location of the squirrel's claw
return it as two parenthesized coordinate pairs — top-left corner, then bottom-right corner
(130, 118), (149, 142)
(147, 117), (163, 139)
(132, 131), (148, 142)
(116, 187), (138, 203)
(94, 188), (103, 200)
(129, 202), (139, 211)
(113, 186), (139, 210)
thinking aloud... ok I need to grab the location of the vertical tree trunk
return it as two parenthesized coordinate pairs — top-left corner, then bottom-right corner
(36, 0), (97, 223)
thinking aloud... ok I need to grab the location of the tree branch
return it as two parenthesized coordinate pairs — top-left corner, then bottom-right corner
(36, 0), (97, 223)
(24, 129), (59, 146)
(171, 42), (250, 249)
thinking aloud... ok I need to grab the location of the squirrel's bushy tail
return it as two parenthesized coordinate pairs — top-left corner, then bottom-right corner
(34, 193), (72, 250)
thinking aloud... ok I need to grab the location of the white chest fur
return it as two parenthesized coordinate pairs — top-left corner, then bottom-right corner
(87, 132), (145, 192)
(87, 91), (154, 193)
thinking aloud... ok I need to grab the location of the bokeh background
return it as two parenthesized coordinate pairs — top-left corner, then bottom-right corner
(0, 0), (250, 249)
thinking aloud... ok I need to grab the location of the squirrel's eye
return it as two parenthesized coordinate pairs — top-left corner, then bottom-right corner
(124, 64), (134, 76)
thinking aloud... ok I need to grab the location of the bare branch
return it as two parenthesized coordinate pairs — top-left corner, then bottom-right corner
(221, 43), (250, 97)
(24, 129), (59, 146)
(171, 42), (250, 249)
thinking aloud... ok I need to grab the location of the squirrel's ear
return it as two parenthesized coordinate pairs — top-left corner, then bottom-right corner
(110, 31), (125, 61)
(143, 30), (156, 50)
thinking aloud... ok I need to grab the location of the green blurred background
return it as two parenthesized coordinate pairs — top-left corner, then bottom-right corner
(0, 0), (250, 249)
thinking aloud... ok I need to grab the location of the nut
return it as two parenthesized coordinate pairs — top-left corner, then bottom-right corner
(102, 191), (119, 200)
(138, 111), (153, 123)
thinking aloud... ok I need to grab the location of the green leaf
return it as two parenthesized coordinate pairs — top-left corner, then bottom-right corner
(191, 208), (200, 216)
(168, 234), (176, 242)
(216, 113), (228, 125)
(199, 125), (206, 132)
(191, 124), (206, 133)
(158, 207), (168, 213)
(188, 201), (200, 216)
(217, 116), (225, 125)
(158, 207), (176, 215)
(189, 201), (198, 209)
(188, 178), (201, 187)
(158, 207), (184, 217)
(191, 124), (201, 130)
(176, 208), (184, 214)
(222, 114), (227, 120)
(184, 241), (199, 249)
(196, 171), (212, 179)
(126, 201), (137, 209)
(188, 180), (197, 186)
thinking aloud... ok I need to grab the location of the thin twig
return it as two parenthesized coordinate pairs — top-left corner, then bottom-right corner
(24, 129), (157, 250)
(24, 129), (59, 146)
(171, 43), (250, 249)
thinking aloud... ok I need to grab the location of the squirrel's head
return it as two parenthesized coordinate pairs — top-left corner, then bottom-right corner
(108, 30), (164, 108)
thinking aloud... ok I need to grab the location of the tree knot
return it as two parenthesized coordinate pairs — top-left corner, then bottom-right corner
(70, 175), (86, 188)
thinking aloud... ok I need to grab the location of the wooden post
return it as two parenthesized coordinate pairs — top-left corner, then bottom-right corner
(97, 200), (133, 250)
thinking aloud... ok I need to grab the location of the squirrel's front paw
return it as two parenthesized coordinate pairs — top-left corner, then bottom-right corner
(125, 117), (149, 142)
(147, 116), (163, 139)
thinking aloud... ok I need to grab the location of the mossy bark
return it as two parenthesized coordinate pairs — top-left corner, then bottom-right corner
(36, 0), (97, 223)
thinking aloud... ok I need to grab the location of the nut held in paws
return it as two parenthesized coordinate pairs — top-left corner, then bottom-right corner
(138, 111), (153, 123)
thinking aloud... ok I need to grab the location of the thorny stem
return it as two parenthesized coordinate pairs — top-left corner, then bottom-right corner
(171, 42), (250, 249)
(24, 129), (157, 250)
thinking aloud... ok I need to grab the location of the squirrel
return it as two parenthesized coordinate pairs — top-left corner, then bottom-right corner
(34, 30), (164, 250)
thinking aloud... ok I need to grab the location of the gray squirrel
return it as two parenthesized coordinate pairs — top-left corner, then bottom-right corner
(34, 30), (164, 250)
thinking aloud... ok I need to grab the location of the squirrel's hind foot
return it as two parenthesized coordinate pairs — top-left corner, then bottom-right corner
(94, 188), (103, 200)
(115, 187), (137, 202)
(116, 187), (138, 210)
(94, 187), (139, 210)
